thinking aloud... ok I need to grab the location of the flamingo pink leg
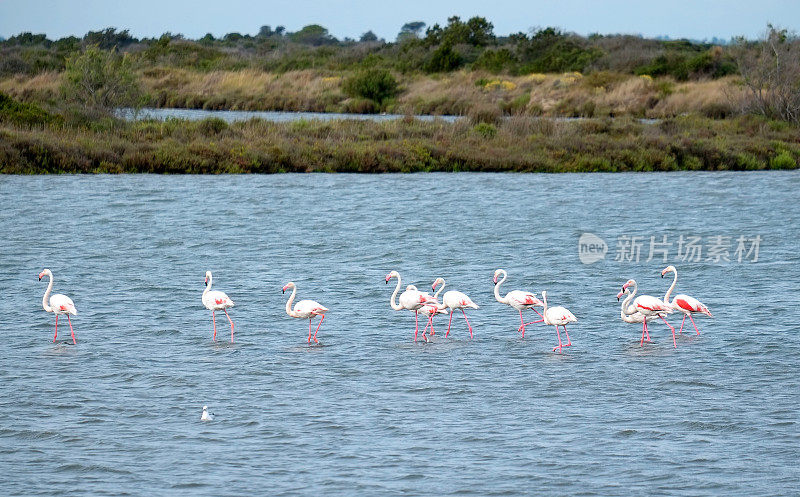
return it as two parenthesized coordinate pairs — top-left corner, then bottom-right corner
(517, 310), (527, 337)
(462, 309), (473, 339)
(307, 319), (313, 343)
(312, 315), (324, 343)
(563, 326), (571, 346)
(659, 315), (676, 347)
(223, 309), (234, 343)
(640, 318), (647, 346)
(53, 315), (59, 342)
(212, 311), (217, 341)
(689, 315), (700, 335)
(414, 310), (419, 342)
(445, 311), (454, 338)
(679, 315), (686, 334)
(420, 316), (430, 342)
(527, 307), (545, 324)
(67, 315), (76, 344)
(553, 326), (563, 352)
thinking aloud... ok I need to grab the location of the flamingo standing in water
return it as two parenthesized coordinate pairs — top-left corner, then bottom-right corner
(616, 287), (671, 345)
(202, 271), (235, 342)
(418, 280), (447, 338)
(661, 266), (712, 335)
(541, 291), (577, 352)
(493, 269), (544, 338)
(38, 269), (77, 344)
(283, 282), (329, 344)
(432, 277), (478, 339)
(621, 279), (676, 348)
(386, 271), (438, 342)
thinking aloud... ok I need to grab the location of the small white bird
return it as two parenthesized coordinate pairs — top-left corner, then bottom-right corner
(201, 405), (214, 421)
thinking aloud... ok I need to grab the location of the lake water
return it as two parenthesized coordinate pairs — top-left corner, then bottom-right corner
(1, 172), (798, 496)
(118, 107), (462, 123)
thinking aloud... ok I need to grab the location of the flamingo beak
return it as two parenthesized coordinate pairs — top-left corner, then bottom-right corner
(38, 275), (42, 281)
(492, 277), (497, 285)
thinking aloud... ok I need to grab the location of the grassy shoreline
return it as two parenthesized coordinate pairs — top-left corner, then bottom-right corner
(1, 113), (798, 174)
(1, 69), (744, 119)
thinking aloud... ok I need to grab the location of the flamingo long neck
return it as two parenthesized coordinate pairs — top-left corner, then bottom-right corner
(663, 269), (677, 304)
(389, 275), (403, 310)
(494, 271), (509, 304)
(621, 290), (637, 318)
(285, 285), (298, 317)
(42, 272), (53, 312)
(203, 274), (212, 298)
(433, 279), (445, 299)
(622, 281), (638, 315)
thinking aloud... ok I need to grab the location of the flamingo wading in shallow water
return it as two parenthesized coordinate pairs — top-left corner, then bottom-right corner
(432, 277), (478, 339)
(493, 269), (544, 338)
(661, 265), (712, 335)
(541, 291), (577, 352)
(617, 287), (670, 345)
(386, 271), (438, 342)
(621, 279), (676, 348)
(283, 282), (329, 344)
(202, 271), (235, 342)
(38, 269), (77, 344)
(418, 280), (447, 338)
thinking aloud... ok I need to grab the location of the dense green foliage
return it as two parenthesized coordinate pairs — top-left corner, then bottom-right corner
(0, 91), (58, 126)
(0, 18), (745, 78)
(61, 46), (144, 112)
(342, 69), (399, 106)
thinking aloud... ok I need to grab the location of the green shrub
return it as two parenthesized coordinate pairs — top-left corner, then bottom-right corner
(196, 117), (228, 135)
(473, 48), (516, 73)
(424, 41), (463, 72)
(342, 69), (399, 107)
(61, 46), (145, 113)
(770, 150), (797, 169)
(0, 92), (57, 126)
(473, 122), (497, 138)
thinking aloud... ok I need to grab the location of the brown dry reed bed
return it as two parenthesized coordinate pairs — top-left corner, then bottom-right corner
(1, 113), (798, 174)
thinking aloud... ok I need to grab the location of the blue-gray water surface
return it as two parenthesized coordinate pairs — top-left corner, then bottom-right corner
(1, 173), (798, 496)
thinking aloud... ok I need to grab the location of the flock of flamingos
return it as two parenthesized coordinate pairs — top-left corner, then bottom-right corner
(37, 265), (712, 352)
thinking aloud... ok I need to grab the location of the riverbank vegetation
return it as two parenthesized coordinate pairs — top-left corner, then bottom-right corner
(0, 17), (798, 173)
(1, 19), (798, 121)
(2, 93), (797, 173)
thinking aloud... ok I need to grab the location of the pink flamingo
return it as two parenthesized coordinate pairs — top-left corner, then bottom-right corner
(283, 282), (329, 344)
(419, 302), (448, 338)
(661, 266), (712, 335)
(38, 269), (77, 344)
(432, 277), (478, 339)
(202, 271), (235, 342)
(418, 280), (448, 338)
(386, 271), (438, 342)
(621, 279), (676, 347)
(541, 291), (577, 352)
(616, 288), (671, 345)
(493, 269), (544, 338)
